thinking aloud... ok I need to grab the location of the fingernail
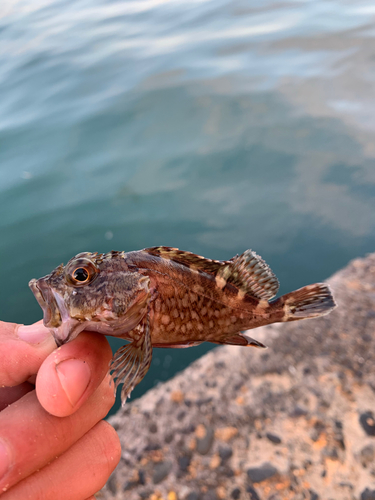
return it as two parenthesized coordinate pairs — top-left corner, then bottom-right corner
(0, 440), (10, 482)
(17, 324), (51, 344)
(56, 359), (91, 408)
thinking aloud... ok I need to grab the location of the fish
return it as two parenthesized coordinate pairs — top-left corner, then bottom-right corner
(29, 247), (336, 404)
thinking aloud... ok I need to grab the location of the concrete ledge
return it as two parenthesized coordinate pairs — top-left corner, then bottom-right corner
(99, 253), (375, 500)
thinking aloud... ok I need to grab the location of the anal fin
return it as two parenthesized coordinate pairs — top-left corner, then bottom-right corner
(152, 341), (203, 348)
(110, 315), (152, 405)
(212, 332), (267, 348)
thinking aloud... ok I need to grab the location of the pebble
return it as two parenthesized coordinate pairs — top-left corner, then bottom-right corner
(170, 390), (184, 403)
(246, 485), (261, 500)
(360, 444), (375, 468)
(196, 396), (213, 406)
(322, 447), (339, 460)
(139, 489), (152, 499)
(165, 432), (174, 443)
(196, 426), (214, 455)
(123, 480), (138, 491)
(359, 412), (375, 436)
(218, 445), (233, 461)
(145, 442), (162, 451)
(152, 461), (173, 484)
(202, 491), (218, 500)
(334, 420), (345, 450)
(310, 421), (325, 442)
(106, 473), (117, 494)
(290, 405), (308, 417)
(218, 465), (234, 477)
(186, 493), (200, 500)
(215, 427), (238, 442)
(309, 490), (319, 500)
(338, 482), (353, 490)
(182, 424), (196, 434)
(361, 488), (375, 500)
(209, 454), (221, 469)
(215, 361), (226, 369)
(247, 463), (278, 483)
(231, 487), (241, 499)
(178, 410), (187, 421)
(265, 433), (281, 444)
(138, 469), (146, 485)
(178, 454), (191, 472)
(149, 422), (158, 433)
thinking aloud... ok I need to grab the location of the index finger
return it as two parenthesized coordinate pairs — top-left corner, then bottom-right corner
(0, 321), (57, 387)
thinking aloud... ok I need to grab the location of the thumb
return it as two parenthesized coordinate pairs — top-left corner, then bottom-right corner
(0, 321), (57, 387)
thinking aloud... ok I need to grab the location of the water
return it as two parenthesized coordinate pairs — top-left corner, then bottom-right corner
(1, 0), (375, 411)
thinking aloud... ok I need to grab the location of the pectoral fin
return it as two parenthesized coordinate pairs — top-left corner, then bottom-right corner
(110, 315), (152, 405)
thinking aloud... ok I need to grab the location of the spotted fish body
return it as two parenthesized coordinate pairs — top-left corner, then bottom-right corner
(29, 247), (336, 404)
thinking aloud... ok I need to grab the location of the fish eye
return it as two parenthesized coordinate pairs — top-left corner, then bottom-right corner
(65, 258), (99, 287)
(72, 267), (89, 282)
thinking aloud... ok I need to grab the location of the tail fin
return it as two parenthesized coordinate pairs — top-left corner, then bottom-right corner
(279, 283), (336, 321)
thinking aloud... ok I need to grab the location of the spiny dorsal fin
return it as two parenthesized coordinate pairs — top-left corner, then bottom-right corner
(144, 246), (231, 274)
(144, 246), (279, 300)
(217, 249), (279, 300)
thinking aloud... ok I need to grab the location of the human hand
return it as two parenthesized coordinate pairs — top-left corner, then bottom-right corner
(0, 320), (121, 500)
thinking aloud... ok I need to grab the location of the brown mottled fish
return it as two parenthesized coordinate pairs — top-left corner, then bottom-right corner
(29, 247), (336, 404)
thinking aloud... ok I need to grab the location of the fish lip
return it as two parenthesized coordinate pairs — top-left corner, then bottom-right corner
(50, 289), (83, 344)
(29, 278), (83, 345)
(29, 278), (61, 327)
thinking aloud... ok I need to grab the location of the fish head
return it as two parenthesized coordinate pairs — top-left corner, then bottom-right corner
(29, 252), (150, 346)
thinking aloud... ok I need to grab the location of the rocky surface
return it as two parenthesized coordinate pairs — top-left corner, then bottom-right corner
(98, 254), (375, 500)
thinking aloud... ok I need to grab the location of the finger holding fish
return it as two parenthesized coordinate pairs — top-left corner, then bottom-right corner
(36, 331), (113, 417)
(0, 321), (113, 416)
(0, 321), (56, 388)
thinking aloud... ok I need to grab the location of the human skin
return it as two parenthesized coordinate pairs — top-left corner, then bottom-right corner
(0, 320), (121, 499)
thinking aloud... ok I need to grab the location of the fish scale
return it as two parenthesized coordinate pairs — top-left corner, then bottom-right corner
(29, 246), (336, 405)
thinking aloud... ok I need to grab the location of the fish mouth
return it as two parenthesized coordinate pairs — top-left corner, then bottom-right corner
(29, 278), (62, 328)
(29, 278), (85, 346)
